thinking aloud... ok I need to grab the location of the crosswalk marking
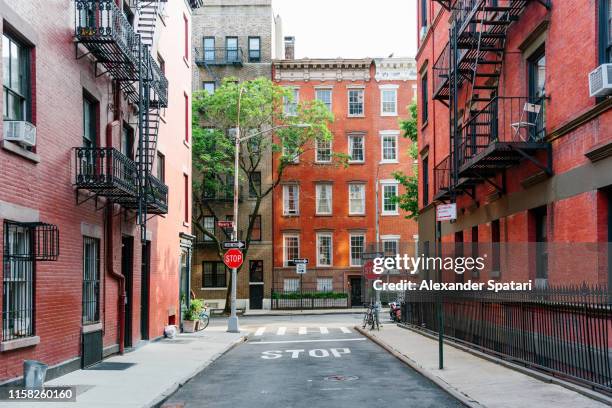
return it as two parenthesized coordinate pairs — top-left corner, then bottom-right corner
(319, 327), (329, 334)
(340, 327), (351, 334)
(276, 327), (286, 335)
(254, 327), (266, 336)
(298, 327), (307, 335)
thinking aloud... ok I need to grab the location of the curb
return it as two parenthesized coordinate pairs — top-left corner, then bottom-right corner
(150, 334), (247, 408)
(355, 326), (483, 408)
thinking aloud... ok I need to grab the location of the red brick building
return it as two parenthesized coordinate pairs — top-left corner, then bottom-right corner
(0, 0), (200, 384)
(272, 58), (418, 306)
(416, 0), (612, 287)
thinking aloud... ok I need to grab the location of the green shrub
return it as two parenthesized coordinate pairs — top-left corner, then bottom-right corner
(272, 291), (348, 300)
(183, 298), (204, 320)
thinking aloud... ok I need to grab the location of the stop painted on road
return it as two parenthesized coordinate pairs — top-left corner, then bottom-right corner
(261, 348), (351, 359)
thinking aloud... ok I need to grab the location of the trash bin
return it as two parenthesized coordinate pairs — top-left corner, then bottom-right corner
(23, 360), (47, 389)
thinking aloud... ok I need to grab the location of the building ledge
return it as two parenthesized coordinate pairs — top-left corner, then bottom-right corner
(585, 140), (612, 163)
(1, 336), (40, 352)
(82, 323), (103, 334)
(2, 140), (40, 163)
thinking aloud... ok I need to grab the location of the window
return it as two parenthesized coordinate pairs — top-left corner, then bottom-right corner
(600, 0), (612, 63)
(184, 174), (189, 223)
(283, 234), (300, 266)
(284, 88), (299, 116)
(381, 131), (398, 162)
(316, 88), (332, 111)
(250, 215), (261, 241)
(249, 171), (261, 198)
(382, 182), (399, 215)
(315, 138), (332, 162)
(203, 36), (215, 61)
(317, 278), (333, 292)
(316, 233), (333, 266)
(83, 237), (100, 324)
(83, 96), (97, 148)
(421, 73), (428, 123)
(348, 89), (364, 116)
(123, 1), (135, 26)
(183, 14), (189, 60)
(184, 93), (190, 143)
(383, 239), (399, 257)
(420, 0), (428, 30)
(283, 278), (300, 292)
(316, 183), (333, 215)
(121, 122), (134, 159)
(203, 81), (215, 94)
(248, 36), (260, 62)
(226, 37), (238, 62)
(492, 219), (501, 277)
(381, 88), (397, 116)
(528, 46), (546, 138)
(202, 262), (227, 288)
(3, 34), (30, 122)
(157, 53), (165, 74)
(283, 184), (299, 215)
(157, 152), (165, 182)
(349, 184), (365, 215)
(348, 133), (364, 162)
(350, 234), (365, 266)
(202, 216), (215, 241)
(2, 221), (34, 341)
(249, 260), (264, 282)
(423, 156), (429, 206)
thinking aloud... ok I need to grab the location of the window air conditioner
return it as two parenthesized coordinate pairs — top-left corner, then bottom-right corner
(589, 63), (612, 98)
(3, 120), (37, 147)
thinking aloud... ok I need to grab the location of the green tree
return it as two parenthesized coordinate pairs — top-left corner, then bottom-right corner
(392, 102), (419, 219)
(192, 77), (335, 312)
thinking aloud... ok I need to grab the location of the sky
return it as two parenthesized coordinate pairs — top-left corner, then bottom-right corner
(271, 0), (418, 59)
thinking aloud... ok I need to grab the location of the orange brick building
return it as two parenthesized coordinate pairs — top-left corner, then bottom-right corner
(272, 58), (418, 306)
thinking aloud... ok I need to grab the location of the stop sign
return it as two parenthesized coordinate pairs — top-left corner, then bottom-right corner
(223, 248), (244, 269)
(363, 260), (377, 280)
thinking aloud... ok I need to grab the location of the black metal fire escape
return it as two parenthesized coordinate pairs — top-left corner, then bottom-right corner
(432, 0), (552, 203)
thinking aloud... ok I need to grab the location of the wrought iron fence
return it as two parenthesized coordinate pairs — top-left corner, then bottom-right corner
(271, 290), (349, 310)
(401, 285), (612, 394)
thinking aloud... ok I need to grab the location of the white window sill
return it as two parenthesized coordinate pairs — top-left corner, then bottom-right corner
(314, 161), (332, 165)
(202, 287), (228, 291)
(283, 213), (300, 217)
(348, 160), (365, 164)
(380, 160), (399, 164)
(1, 336), (40, 352)
(316, 264), (332, 268)
(2, 140), (40, 163)
(82, 322), (103, 334)
(382, 212), (399, 216)
(183, 140), (190, 149)
(183, 56), (190, 68)
(249, 282), (264, 285)
(315, 213), (333, 216)
(348, 213), (366, 216)
(381, 113), (398, 117)
(348, 114), (365, 118)
(183, 222), (190, 227)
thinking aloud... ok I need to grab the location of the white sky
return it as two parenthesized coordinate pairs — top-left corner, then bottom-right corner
(271, 0), (418, 59)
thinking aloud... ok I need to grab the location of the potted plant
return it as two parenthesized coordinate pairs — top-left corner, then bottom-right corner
(182, 299), (203, 333)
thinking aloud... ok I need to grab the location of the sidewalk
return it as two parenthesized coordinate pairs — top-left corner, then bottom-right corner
(243, 308), (368, 316)
(356, 324), (611, 408)
(0, 324), (245, 408)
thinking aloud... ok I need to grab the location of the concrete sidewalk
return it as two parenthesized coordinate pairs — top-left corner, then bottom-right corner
(356, 324), (611, 408)
(0, 324), (245, 408)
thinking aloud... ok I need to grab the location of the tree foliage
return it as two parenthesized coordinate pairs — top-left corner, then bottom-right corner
(392, 102), (419, 219)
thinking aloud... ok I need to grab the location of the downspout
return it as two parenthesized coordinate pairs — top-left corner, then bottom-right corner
(106, 80), (126, 355)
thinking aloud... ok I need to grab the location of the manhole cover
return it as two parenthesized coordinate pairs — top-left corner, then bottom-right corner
(324, 375), (359, 382)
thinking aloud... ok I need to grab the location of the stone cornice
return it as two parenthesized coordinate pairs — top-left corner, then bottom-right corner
(273, 58), (372, 82)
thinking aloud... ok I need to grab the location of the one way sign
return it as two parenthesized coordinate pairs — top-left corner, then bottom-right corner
(222, 241), (246, 249)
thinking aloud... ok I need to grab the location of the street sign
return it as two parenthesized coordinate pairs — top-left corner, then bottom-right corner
(363, 260), (378, 280)
(217, 220), (234, 229)
(292, 258), (309, 264)
(436, 203), (457, 221)
(223, 248), (244, 269)
(296, 263), (307, 274)
(362, 252), (384, 260)
(222, 240), (246, 249)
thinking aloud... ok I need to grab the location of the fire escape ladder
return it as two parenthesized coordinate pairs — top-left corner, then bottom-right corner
(134, 0), (166, 50)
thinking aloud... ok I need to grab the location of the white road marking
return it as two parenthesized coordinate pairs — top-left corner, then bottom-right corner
(276, 327), (286, 335)
(319, 327), (329, 334)
(250, 338), (366, 345)
(340, 327), (351, 334)
(254, 327), (266, 336)
(298, 327), (307, 335)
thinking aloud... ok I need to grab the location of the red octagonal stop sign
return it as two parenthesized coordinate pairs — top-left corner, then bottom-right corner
(223, 248), (244, 269)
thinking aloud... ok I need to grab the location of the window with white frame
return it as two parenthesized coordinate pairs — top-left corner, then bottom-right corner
(284, 278), (300, 292)
(316, 233), (333, 266)
(283, 234), (300, 266)
(381, 88), (397, 116)
(381, 131), (398, 162)
(283, 184), (299, 215)
(283, 88), (299, 116)
(317, 278), (333, 292)
(348, 89), (364, 116)
(348, 133), (364, 162)
(203, 216), (215, 241)
(350, 234), (365, 266)
(381, 182), (399, 215)
(348, 184), (365, 215)
(382, 239), (399, 257)
(316, 88), (332, 111)
(315, 138), (332, 162)
(316, 183), (333, 215)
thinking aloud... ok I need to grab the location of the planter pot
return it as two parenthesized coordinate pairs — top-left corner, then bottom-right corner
(183, 320), (197, 333)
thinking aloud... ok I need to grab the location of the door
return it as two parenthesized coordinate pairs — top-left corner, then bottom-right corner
(140, 241), (150, 340)
(534, 207), (548, 287)
(179, 247), (191, 329)
(608, 191), (612, 293)
(121, 236), (134, 348)
(350, 277), (362, 307)
(249, 260), (264, 309)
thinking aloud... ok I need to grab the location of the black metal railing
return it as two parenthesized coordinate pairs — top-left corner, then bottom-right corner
(146, 174), (168, 213)
(401, 285), (612, 394)
(195, 228), (244, 245)
(146, 52), (169, 107)
(75, 147), (139, 197)
(196, 47), (244, 66)
(272, 291), (349, 310)
(434, 155), (452, 198)
(433, 42), (451, 99)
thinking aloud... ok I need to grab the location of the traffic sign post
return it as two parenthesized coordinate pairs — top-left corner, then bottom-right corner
(296, 263), (306, 274)
(223, 248), (244, 269)
(223, 240), (246, 250)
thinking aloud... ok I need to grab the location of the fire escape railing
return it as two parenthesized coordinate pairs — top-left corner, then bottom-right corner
(75, 147), (139, 199)
(195, 47), (244, 66)
(434, 155), (452, 199)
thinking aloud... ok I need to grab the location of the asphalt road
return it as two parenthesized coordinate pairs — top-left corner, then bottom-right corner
(162, 315), (463, 408)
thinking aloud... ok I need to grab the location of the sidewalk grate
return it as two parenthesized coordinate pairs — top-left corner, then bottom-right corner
(86, 362), (136, 371)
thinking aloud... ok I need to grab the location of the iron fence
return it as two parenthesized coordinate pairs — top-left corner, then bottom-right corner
(401, 285), (612, 394)
(271, 290), (349, 310)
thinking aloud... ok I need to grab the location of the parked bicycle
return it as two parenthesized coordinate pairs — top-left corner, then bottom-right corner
(362, 302), (380, 331)
(197, 305), (210, 331)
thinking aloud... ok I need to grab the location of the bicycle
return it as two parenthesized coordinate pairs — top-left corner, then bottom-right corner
(361, 303), (380, 331)
(197, 307), (210, 331)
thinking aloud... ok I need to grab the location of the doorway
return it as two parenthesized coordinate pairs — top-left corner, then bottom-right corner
(534, 206), (548, 286)
(121, 236), (134, 348)
(349, 277), (362, 307)
(249, 260), (264, 309)
(179, 247), (191, 330)
(140, 241), (150, 340)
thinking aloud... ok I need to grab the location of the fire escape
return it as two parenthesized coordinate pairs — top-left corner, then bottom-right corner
(73, 0), (171, 241)
(432, 0), (552, 203)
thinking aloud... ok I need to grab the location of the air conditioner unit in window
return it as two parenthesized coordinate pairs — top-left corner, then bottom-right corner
(589, 63), (612, 98)
(3, 120), (37, 147)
